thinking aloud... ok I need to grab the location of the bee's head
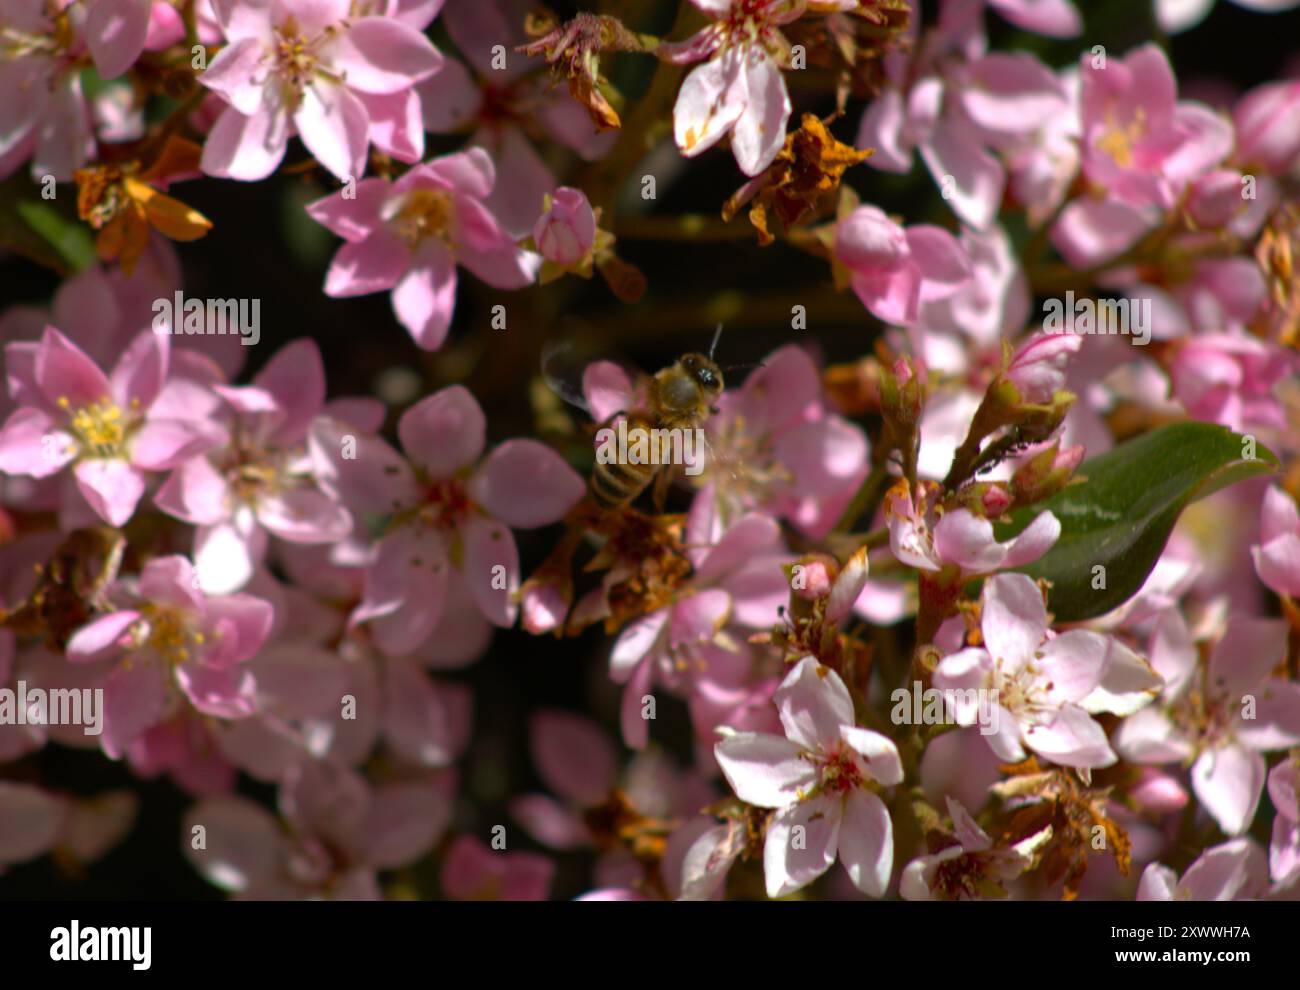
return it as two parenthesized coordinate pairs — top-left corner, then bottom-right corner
(679, 353), (724, 396)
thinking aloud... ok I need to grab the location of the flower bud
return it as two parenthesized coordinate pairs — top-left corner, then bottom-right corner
(1010, 441), (1084, 506)
(1004, 332), (1081, 405)
(534, 187), (596, 267)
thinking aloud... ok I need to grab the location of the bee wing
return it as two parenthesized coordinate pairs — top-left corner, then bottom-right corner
(541, 340), (649, 423)
(540, 340), (593, 414)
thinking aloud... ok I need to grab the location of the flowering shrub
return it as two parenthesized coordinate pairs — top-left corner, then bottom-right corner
(2, 0), (1300, 905)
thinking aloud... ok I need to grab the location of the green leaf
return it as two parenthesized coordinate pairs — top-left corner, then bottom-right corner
(0, 174), (96, 274)
(995, 422), (1278, 622)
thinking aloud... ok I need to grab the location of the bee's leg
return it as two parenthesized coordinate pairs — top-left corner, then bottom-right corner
(651, 467), (673, 514)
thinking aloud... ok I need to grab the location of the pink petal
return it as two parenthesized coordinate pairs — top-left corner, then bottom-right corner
(382, 657), (456, 766)
(362, 782), (450, 868)
(140, 553), (205, 610)
(731, 50), (790, 176)
(919, 124), (1004, 230)
(774, 657), (854, 750)
(200, 37), (266, 115)
(182, 796), (282, 891)
(66, 610), (142, 663)
(1208, 617), (1287, 697)
(86, 0), (151, 79)
(391, 242), (457, 350)
(0, 783), (67, 864)
(251, 338), (325, 442)
(1022, 705), (1116, 768)
(419, 146), (496, 198)
(293, 82), (370, 181)
(153, 457), (230, 527)
(306, 178), (391, 242)
(763, 795), (839, 897)
(74, 458), (146, 526)
(324, 231), (411, 297)
(468, 439), (584, 529)
(102, 659), (168, 757)
(840, 726), (904, 786)
(454, 196), (540, 289)
(328, 18), (442, 94)
(933, 510), (1005, 572)
(530, 709), (619, 806)
(257, 488), (352, 543)
(0, 409), (73, 477)
(1178, 837), (1266, 900)
(460, 515), (519, 627)
(37, 327), (111, 409)
(1036, 629), (1109, 704)
(838, 788), (893, 897)
(1192, 742), (1266, 836)
(673, 51), (745, 159)
(716, 731), (815, 808)
(397, 384), (484, 477)
(204, 593), (275, 666)
(309, 416), (419, 515)
(981, 573), (1047, 669)
(200, 103), (289, 181)
(1001, 510), (1061, 567)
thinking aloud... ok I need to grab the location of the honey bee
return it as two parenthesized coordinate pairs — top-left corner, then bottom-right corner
(542, 328), (731, 511)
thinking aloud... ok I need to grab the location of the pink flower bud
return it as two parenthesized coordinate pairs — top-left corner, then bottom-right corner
(981, 486), (1013, 517)
(1005, 332), (1081, 404)
(534, 187), (596, 266)
(792, 557), (835, 601)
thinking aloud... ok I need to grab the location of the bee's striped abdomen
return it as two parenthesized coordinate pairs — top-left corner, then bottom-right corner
(590, 456), (656, 507)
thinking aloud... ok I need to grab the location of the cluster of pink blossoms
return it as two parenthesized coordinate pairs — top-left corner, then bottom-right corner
(2, 0), (1300, 905)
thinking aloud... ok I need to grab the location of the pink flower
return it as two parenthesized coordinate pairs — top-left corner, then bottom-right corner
(534, 187), (596, 267)
(307, 148), (540, 350)
(603, 513), (790, 749)
(899, 796), (1046, 900)
(417, 1), (612, 236)
(0, 327), (211, 527)
(184, 760), (451, 898)
(309, 384), (585, 651)
(199, 0), (443, 180)
(1137, 838), (1267, 900)
(64, 555), (275, 756)
(884, 480), (1060, 578)
(1252, 486), (1300, 599)
(933, 573), (1118, 769)
(581, 344), (869, 542)
(1079, 44), (1232, 211)
(154, 339), (374, 594)
(1170, 333), (1296, 435)
(0, 0), (95, 181)
(509, 709), (716, 894)
(441, 834), (554, 900)
(1268, 758), (1300, 887)
(1005, 332), (1082, 405)
(714, 656), (902, 898)
(834, 205), (971, 325)
(668, 0), (799, 176)
(856, 16), (1069, 229)
(1116, 616), (1300, 835)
